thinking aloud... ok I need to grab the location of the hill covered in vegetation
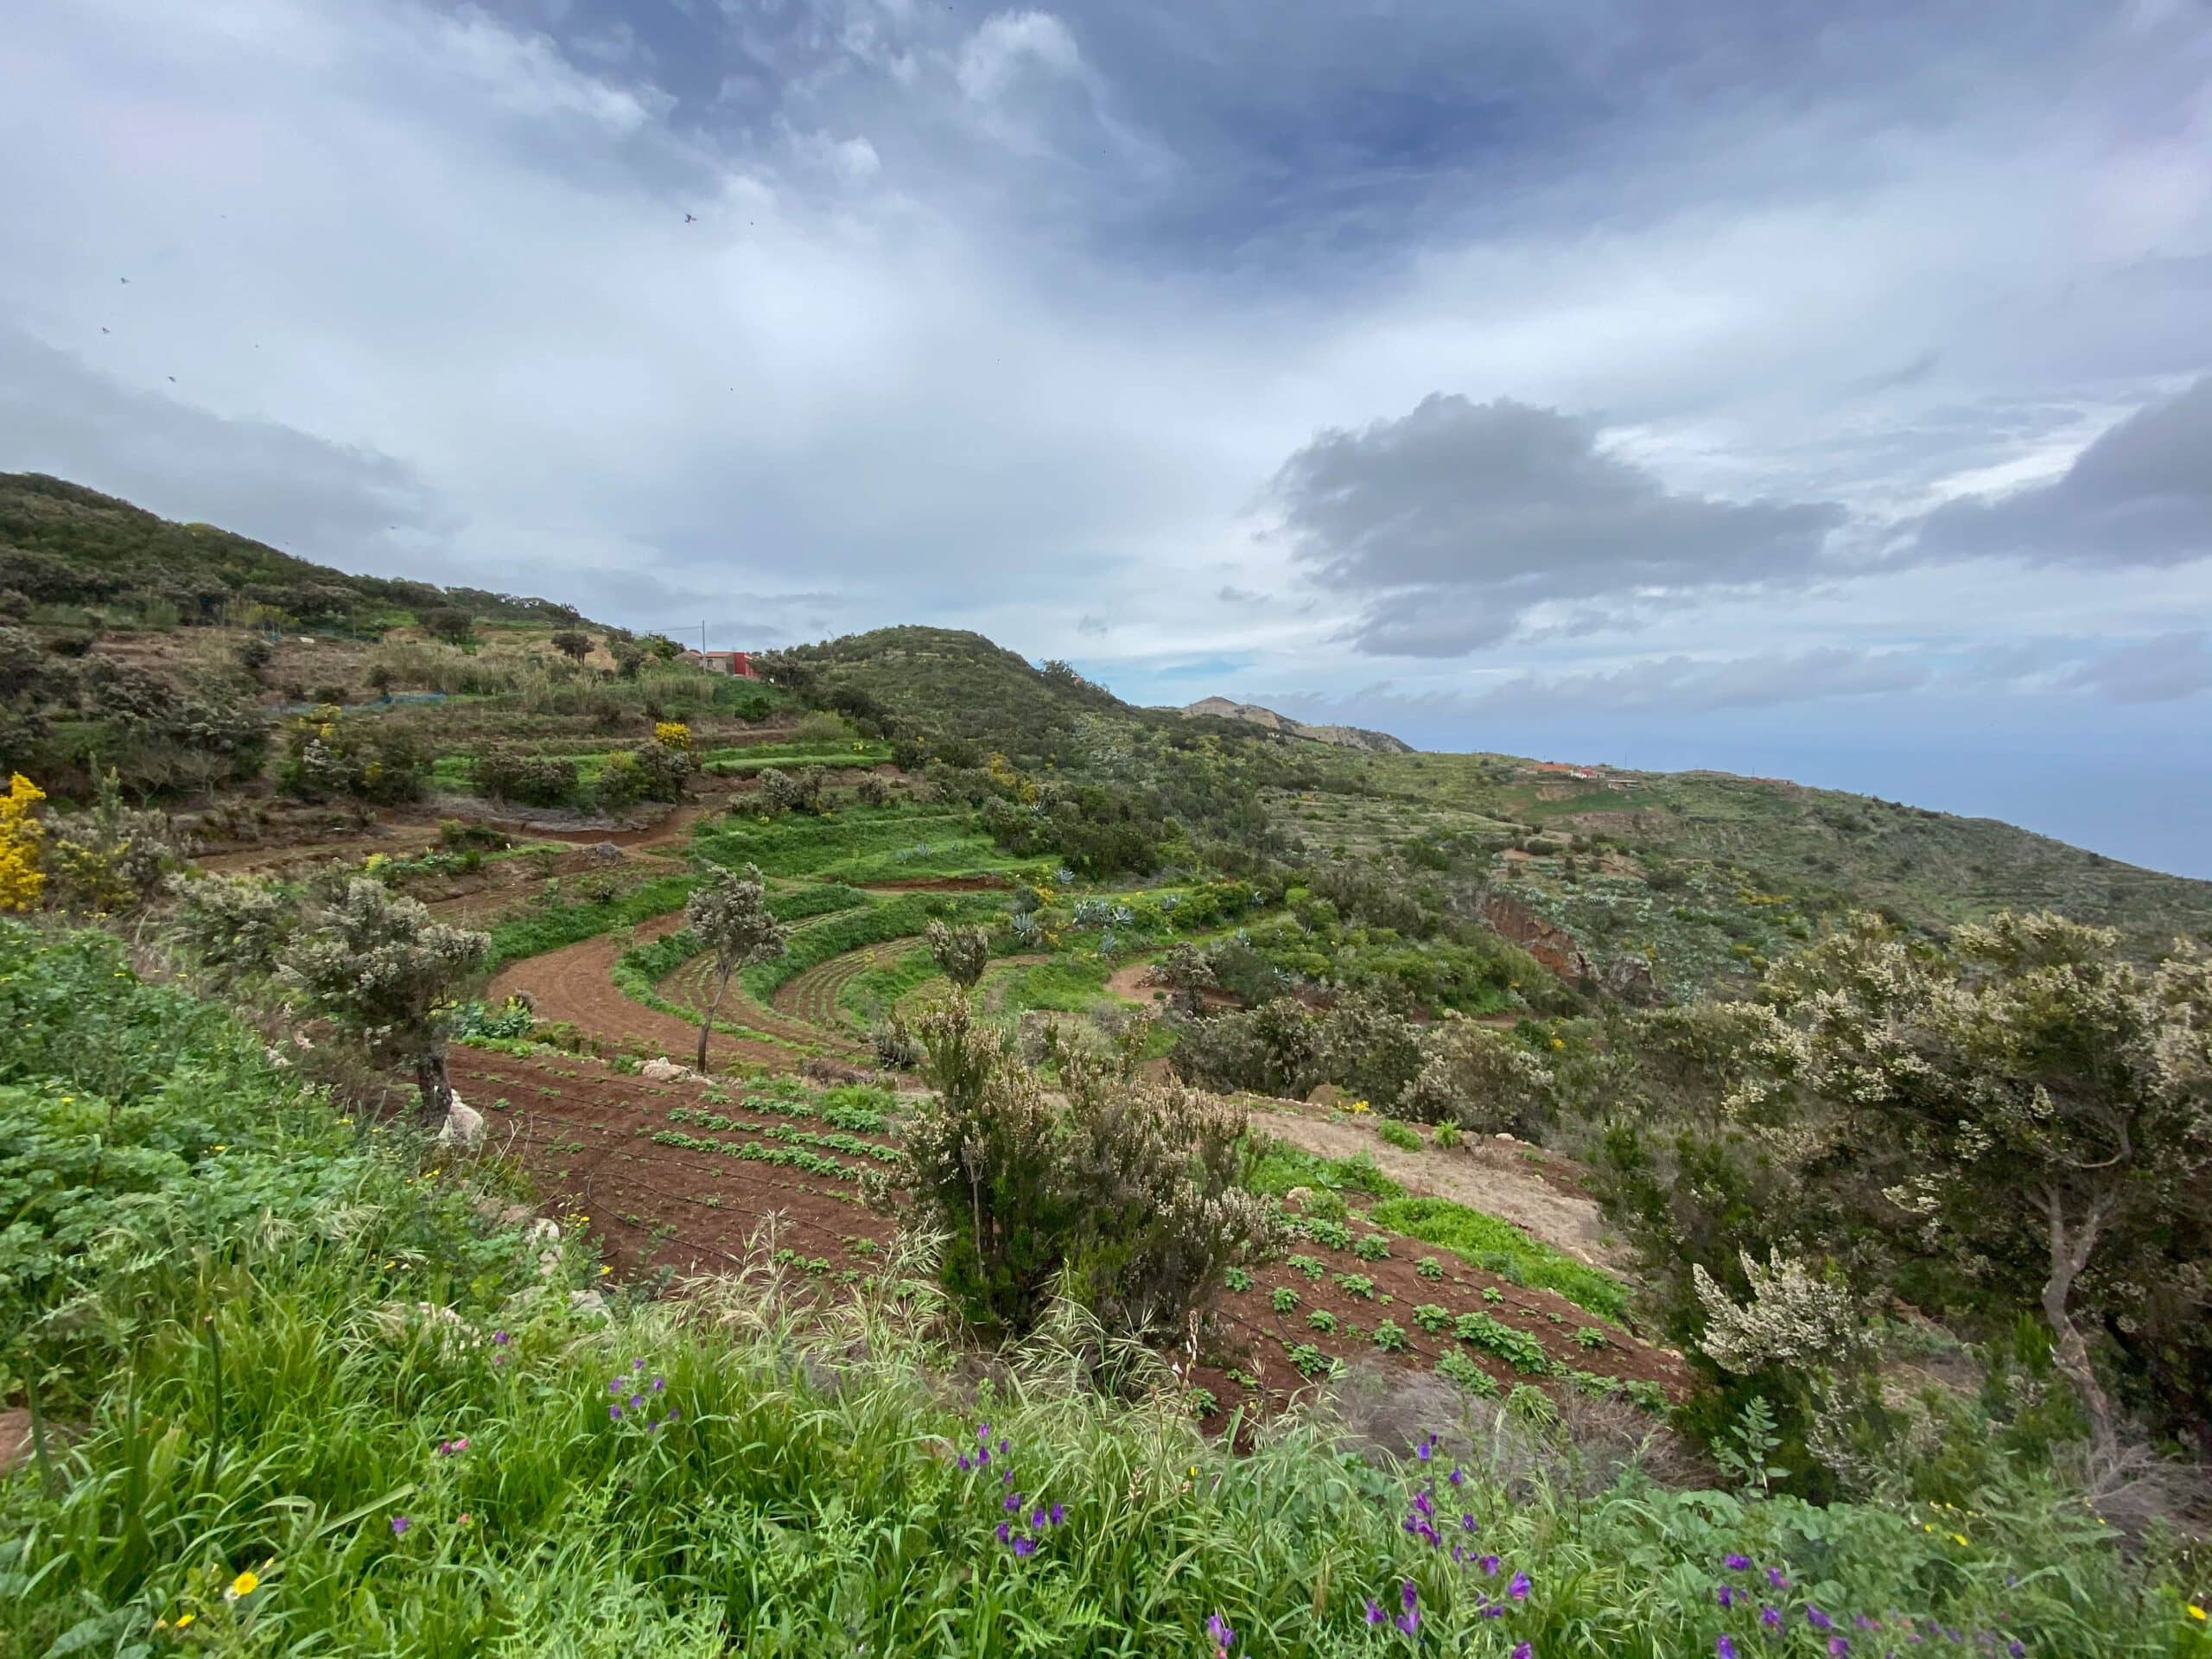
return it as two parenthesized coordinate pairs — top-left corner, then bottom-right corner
(4, 480), (2210, 1653)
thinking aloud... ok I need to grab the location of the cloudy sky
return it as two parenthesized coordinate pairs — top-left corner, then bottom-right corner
(4, 1), (2211, 874)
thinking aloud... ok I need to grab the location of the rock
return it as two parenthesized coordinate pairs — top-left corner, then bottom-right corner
(438, 1093), (486, 1148)
(568, 1289), (610, 1321)
(1284, 1185), (1315, 1211)
(588, 841), (626, 862)
(1307, 1082), (1344, 1108)
(1494, 1132), (1515, 1141)
(640, 1057), (689, 1083)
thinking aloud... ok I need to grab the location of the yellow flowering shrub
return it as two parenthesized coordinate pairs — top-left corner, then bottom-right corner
(0, 772), (46, 912)
(653, 721), (693, 752)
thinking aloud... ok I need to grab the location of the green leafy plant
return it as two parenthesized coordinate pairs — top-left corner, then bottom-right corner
(1269, 1286), (1299, 1313)
(1414, 1255), (1444, 1280)
(1411, 1304), (1451, 1334)
(1371, 1319), (1408, 1353)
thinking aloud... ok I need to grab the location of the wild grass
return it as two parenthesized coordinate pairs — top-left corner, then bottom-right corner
(1368, 1195), (1631, 1323)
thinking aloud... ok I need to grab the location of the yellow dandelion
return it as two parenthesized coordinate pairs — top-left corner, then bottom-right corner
(600, 1265), (613, 1274)
(175, 1613), (196, 1629)
(1951, 1533), (1968, 1548)
(226, 1569), (260, 1599)
(2188, 1604), (2207, 1622)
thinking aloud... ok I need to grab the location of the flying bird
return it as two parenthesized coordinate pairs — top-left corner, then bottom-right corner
(118, 276), (129, 283)
(684, 213), (696, 223)
(100, 327), (109, 334)
(167, 375), (175, 383)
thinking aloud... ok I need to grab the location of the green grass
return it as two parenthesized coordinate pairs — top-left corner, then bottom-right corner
(737, 891), (1006, 999)
(3, 918), (2197, 1658)
(988, 956), (1109, 1015)
(838, 943), (942, 1025)
(1368, 1194), (1631, 1322)
(484, 874), (698, 967)
(691, 804), (980, 879)
(1243, 1140), (1406, 1201)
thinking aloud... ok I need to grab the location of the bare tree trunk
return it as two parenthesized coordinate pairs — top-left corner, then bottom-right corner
(416, 1046), (453, 1132)
(2042, 1194), (2117, 1461)
(697, 964), (731, 1073)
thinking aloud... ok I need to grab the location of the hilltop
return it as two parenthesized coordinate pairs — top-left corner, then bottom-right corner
(1180, 695), (1414, 754)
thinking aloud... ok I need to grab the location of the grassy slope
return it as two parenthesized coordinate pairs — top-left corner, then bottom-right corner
(4, 921), (2195, 1657)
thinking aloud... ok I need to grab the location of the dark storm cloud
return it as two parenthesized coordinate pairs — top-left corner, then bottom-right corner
(1916, 377), (2212, 569)
(1270, 394), (1847, 654)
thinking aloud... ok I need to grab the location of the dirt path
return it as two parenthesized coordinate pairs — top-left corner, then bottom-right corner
(1104, 961), (1163, 1004)
(1242, 1104), (1624, 1270)
(490, 920), (792, 1071)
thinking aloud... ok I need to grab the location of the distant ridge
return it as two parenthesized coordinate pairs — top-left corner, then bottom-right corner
(1180, 696), (1413, 754)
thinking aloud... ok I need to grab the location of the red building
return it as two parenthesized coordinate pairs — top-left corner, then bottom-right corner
(696, 650), (758, 678)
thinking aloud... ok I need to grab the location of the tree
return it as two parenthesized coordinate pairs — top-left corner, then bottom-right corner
(926, 919), (990, 988)
(683, 863), (787, 1071)
(550, 629), (593, 663)
(1156, 941), (1216, 1014)
(421, 606), (476, 646)
(277, 878), (489, 1125)
(610, 639), (649, 680)
(1663, 911), (2212, 1460)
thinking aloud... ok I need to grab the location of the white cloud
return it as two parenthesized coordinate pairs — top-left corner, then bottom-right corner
(956, 10), (1081, 102)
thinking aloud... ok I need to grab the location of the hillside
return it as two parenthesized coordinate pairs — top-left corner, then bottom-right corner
(0, 472), (582, 629)
(6, 480), (2212, 1650)
(1181, 695), (1414, 754)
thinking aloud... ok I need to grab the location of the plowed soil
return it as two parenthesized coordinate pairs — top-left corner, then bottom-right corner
(453, 1046), (890, 1278)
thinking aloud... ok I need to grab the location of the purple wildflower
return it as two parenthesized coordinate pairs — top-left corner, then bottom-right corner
(1512, 1644), (1534, 1659)
(1482, 1604), (1505, 1619)
(1448, 1466), (1465, 1487)
(1761, 1606), (1783, 1630)
(492, 1330), (511, 1345)
(1207, 1612), (1234, 1656)
(607, 1379), (621, 1394)
(1031, 1510), (1046, 1529)
(1416, 1434), (1435, 1462)
(1396, 1610), (1421, 1636)
(1509, 1570), (1532, 1601)
(1724, 1554), (1751, 1571)
(1048, 1503), (1065, 1526)
(976, 1449), (990, 1468)
(1402, 1580), (1419, 1613)
(977, 1423), (991, 1443)
(652, 1376), (665, 1393)
(1461, 1513), (1478, 1533)
(1719, 1640), (1738, 1659)
(1005, 1492), (1022, 1512)
(1768, 1567), (1789, 1591)
(1412, 1490), (1433, 1518)
(995, 1522), (1009, 1544)
(1809, 1608), (1834, 1632)
(664, 1408), (677, 1423)
(629, 1395), (645, 1409)
(1479, 1554), (1501, 1575)
(2007, 1643), (2024, 1657)
(1364, 1600), (1385, 1625)
(390, 1515), (410, 1536)
(998, 1437), (1010, 1455)
(609, 1404), (622, 1421)
(1012, 1535), (1036, 1559)
(1452, 1544), (1467, 1566)
(632, 1358), (645, 1372)
(1718, 1585), (1737, 1608)
(1828, 1639), (1850, 1658)
(957, 1453), (972, 1471)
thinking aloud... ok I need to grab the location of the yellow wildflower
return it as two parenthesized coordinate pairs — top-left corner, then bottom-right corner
(226, 1569), (259, 1599)
(2188, 1604), (2207, 1622)
(1951, 1533), (1968, 1547)
(175, 1613), (195, 1629)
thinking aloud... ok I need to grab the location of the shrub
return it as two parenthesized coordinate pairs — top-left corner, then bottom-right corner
(1372, 1319), (1409, 1353)
(925, 918), (990, 988)
(277, 706), (426, 804)
(42, 769), (182, 915)
(276, 877), (489, 1122)
(1270, 1286), (1299, 1313)
(892, 994), (1271, 1338)
(551, 629), (593, 662)
(1352, 1233), (1391, 1262)
(469, 747), (581, 807)
(1306, 1307), (1339, 1334)
(1401, 1014), (1557, 1135)
(1412, 1304), (1451, 1333)
(1377, 1120), (1421, 1152)
(1415, 1255), (1444, 1280)
(0, 772), (45, 911)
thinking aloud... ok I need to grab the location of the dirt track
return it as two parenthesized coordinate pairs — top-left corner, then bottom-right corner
(490, 919), (794, 1071)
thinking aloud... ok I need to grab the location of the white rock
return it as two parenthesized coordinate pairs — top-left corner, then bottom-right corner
(438, 1094), (486, 1148)
(640, 1057), (688, 1083)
